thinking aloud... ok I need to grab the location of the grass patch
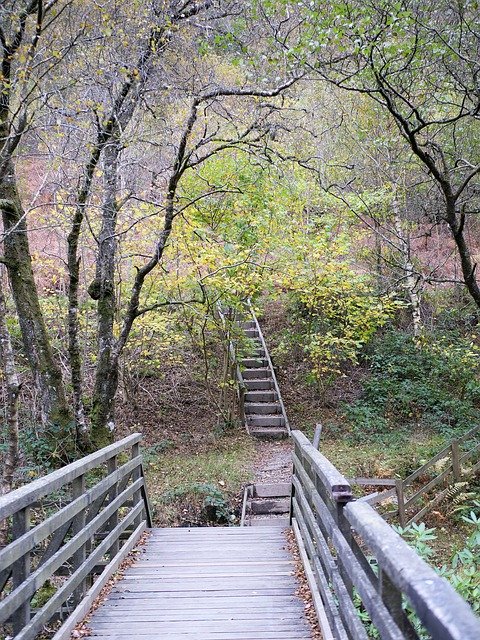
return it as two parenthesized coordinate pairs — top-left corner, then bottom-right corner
(144, 433), (255, 526)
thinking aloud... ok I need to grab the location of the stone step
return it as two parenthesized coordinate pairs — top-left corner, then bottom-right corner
(242, 358), (267, 368)
(248, 414), (285, 427)
(244, 328), (259, 338)
(250, 497), (291, 515)
(251, 348), (266, 357)
(244, 379), (273, 390)
(242, 368), (271, 380)
(241, 321), (256, 329)
(249, 426), (288, 440)
(244, 390), (278, 402)
(244, 402), (281, 415)
(252, 483), (291, 498)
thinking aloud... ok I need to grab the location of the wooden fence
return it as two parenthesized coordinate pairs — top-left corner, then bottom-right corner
(392, 424), (480, 526)
(291, 429), (480, 640)
(0, 433), (151, 640)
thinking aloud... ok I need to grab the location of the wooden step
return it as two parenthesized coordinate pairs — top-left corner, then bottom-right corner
(249, 426), (288, 440)
(244, 402), (281, 415)
(244, 390), (278, 402)
(241, 321), (256, 329)
(244, 328), (259, 338)
(251, 498), (291, 515)
(244, 379), (273, 390)
(248, 415), (285, 427)
(242, 367), (271, 380)
(249, 516), (290, 527)
(252, 483), (291, 498)
(251, 348), (266, 357)
(242, 358), (267, 368)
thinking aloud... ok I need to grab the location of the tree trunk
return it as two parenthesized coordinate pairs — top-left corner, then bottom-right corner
(90, 139), (121, 449)
(0, 269), (21, 542)
(0, 161), (72, 433)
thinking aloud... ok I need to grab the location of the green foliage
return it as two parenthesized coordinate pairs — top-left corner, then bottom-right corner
(160, 482), (235, 524)
(397, 510), (480, 614)
(344, 330), (480, 441)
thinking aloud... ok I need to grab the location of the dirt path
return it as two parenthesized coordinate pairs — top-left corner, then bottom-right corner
(251, 438), (293, 484)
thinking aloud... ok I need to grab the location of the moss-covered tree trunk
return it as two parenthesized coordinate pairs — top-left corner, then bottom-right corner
(90, 139), (121, 449)
(0, 161), (72, 432)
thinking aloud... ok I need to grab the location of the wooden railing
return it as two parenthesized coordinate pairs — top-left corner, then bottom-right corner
(391, 424), (480, 526)
(291, 429), (480, 640)
(0, 433), (151, 640)
(216, 304), (247, 429)
(247, 299), (291, 435)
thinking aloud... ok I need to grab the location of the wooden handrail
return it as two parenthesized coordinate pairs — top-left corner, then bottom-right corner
(216, 303), (247, 429)
(0, 434), (151, 640)
(247, 299), (291, 434)
(290, 428), (480, 640)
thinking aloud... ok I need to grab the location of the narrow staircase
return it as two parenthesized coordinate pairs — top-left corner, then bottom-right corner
(241, 482), (291, 527)
(240, 313), (289, 439)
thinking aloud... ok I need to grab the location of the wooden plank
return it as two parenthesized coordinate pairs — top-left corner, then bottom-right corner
(252, 483), (291, 498)
(346, 501), (480, 640)
(15, 504), (144, 640)
(81, 526), (313, 640)
(403, 446), (451, 485)
(403, 466), (451, 511)
(292, 472), (403, 640)
(0, 478), (143, 624)
(0, 433), (142, 521)
(291, 518), (335, 640)
(348, 477), (396, 487)
(0, 456), (141, 574)
(52, 521), (146, 640)
(291, 430), (352, 501)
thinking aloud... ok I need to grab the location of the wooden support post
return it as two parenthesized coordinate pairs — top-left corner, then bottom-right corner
(12, 507), (31, 635)
(451, 440), (461, 482)
(312, 423), (322, 450)
(72, 475), (86, 606)
(395, 479), (406, 527)
(107, 456), (119, 559)
(131, 443), (142, 527)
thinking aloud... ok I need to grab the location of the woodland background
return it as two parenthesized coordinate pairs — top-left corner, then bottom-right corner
(0, 0), (480, 612)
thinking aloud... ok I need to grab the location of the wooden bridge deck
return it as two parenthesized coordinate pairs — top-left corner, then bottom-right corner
(84, 526), (313, 640)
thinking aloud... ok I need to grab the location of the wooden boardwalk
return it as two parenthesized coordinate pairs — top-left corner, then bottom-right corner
(84, 526), (312, 640)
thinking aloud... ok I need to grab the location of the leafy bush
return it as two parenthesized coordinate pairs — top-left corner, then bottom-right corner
(344, 330), (480, 441)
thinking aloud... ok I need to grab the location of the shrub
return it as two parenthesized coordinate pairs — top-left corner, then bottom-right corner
(344, 330), (480, 441)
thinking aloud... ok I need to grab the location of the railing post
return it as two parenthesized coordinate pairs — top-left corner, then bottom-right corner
(131, 442), (142, 526)
(395, 479), (407, 527)
(379, 568), (417, 639)
(451, 439), (461, 482)
(72, 474), (86, 606)
(12, 507), (31, 635)
(107, 455), (119, 559)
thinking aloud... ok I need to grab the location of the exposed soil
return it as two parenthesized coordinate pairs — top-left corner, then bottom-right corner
(251, 438), (293, 484)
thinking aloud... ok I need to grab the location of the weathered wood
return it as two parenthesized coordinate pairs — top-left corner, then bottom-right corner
(403, 466), (451, 511)
(248, 300), (291, 434)
(396, 478), (407, 527)
(82, 526), (314, 639)
(12, 507), (30, 635)
(15, 504), (144, 640)
(0, 456), (141, 574)
(72, 474), (87, 605)
(348, 477), (397, 487)
(346, 500), (480, 640)
(0, 433), (142, 520)
(292, 430), (352, 502)
(52, 521), (146, 640)
(451, 440), (461, 482)
(0, 478), (143, 624)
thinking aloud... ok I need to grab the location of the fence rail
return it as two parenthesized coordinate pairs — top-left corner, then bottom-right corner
(387, 424), (480, 526)
(0, 433), (151, 640)
(291, 429), (480, 640)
